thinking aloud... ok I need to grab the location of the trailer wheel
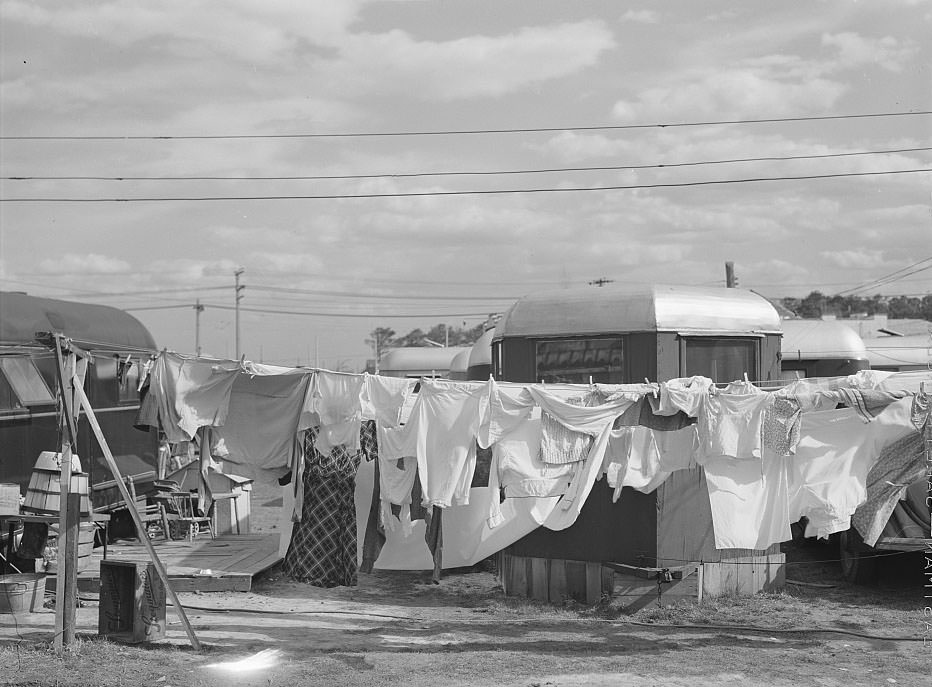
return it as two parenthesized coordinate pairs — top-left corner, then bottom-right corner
(839, 529), (878, 584)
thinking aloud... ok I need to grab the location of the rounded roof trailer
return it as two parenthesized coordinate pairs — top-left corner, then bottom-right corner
(466, 328), (495, 381)
(490, 283), (784, 598)
(493, 283), (781, 339)
(0, 292), (159, 502)
(779, 319), (869, 362)
(378, 346), (473, 378)
(0, 291), (157, 352)
(864, 334), (932, 371)
(448, 348), (471, 381)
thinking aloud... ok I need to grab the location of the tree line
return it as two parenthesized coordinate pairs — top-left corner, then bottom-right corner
(365, 321), (489, 358)
(780, 292), (932, 320)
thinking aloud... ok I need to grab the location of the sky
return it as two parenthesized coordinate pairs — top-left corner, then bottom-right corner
(1, 0), (930, 369)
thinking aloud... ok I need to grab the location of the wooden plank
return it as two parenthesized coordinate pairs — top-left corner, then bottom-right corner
(585, 562), (602, 605)
(700, 560), (720, 598)
(564, 560), (586, 603)
(529, 557), (549, 602)
(548, 559), (566, 604)
(75, 532), (281, 594)
(502, 552), (531, 598)
(499, 552), (511, 595)
(511, 555), (528, 598)
(601, 565), (614, 599)
(78, 573), (252, 594)
(60, 493), (81, 647)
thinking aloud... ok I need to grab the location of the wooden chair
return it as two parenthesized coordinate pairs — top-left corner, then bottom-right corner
(157, 492), (213, 542)
(92, 474), (169, 541)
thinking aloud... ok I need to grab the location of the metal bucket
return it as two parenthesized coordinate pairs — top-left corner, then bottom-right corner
(0, 573), (47, 614)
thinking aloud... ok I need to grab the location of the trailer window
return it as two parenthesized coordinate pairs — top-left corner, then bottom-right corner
(0, 356), (55, 408)
(682, 338), (757, 383)
(535, 338), (624, 384)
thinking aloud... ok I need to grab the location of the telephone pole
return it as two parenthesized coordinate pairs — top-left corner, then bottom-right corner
(725, 261), (737, 288)
(194, 299), (204, 356)
(234, 268), (245, 358)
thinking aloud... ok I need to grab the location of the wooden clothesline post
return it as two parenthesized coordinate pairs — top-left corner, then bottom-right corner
(51, 335), (82, 653)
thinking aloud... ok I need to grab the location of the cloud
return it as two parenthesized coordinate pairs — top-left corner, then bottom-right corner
(326, 21), (616, 100)
(620, 10), (659, 24)
(0, 1), (362, 63)
(822, 32), (918, 72)
(37, 253), (131, 275)
(612, 67), (846, 121)
(529, 131), (636, 162)
(742, 259), (811, 288)
(818, 249), (886, 269)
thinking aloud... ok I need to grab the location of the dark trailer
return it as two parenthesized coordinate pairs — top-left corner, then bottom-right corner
(0, 291), (159, 501)
(491, 284), (785, 602)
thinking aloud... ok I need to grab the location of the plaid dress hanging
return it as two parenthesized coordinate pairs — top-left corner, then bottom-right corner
(283, 426), (361, 587)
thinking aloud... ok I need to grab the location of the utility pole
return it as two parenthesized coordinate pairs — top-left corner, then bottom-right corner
(725, 262), (737, 288)
(194, 299), (204, 357)
(234, 268), (245, 358)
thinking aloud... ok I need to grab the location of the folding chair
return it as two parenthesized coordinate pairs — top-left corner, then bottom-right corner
(158, 492), (213, 542)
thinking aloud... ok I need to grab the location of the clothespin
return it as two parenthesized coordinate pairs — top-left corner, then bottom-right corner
(743, 372), (749, 383)
(645, 378), (658, 398)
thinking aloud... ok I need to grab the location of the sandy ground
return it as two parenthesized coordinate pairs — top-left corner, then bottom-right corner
(2, 482), (928, 686)
(2, 558), (929, 687)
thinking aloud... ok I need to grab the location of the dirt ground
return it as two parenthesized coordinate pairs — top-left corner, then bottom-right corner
(1, 483), (929, 686)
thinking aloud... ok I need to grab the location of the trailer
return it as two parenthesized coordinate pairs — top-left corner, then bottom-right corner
(0, 292), (159, 505)
(491, 284), (785, 602)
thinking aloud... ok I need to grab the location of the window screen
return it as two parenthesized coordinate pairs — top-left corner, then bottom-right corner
(0, 356), (55, 407)
(535, 338), (624, 384)
(682, 338), (757, 383)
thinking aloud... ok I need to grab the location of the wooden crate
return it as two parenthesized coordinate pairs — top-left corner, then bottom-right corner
(98, 560), (166, 644)
(500, 553), (613, 605)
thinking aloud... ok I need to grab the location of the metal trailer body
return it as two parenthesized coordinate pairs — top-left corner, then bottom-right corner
(465, 328), (494, 381)
(0, 292), (159, 505)
(778, 319), (870, 379)
(863, 333), (932, 372)
(491, 284), (784, 600)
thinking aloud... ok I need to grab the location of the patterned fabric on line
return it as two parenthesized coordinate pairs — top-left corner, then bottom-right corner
(283, 427), (361, 588)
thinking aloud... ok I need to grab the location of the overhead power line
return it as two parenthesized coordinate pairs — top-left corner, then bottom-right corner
(2, 167), (928, 202)
(836, 256), (932, 296)
(1, 110), (929, 141)
(5, 146), (930, 182)
(191, 304), (494, 319)
(249, 284), (518, 301)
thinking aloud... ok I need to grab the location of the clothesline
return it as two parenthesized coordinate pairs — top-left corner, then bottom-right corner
(139, 350), (931, 568)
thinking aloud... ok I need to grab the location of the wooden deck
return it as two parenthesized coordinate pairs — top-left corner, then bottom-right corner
(71, 532), (281, 593)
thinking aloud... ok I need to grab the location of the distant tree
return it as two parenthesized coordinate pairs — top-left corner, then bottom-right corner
(797, 291), (826, 318)
(365, 327), (396, 362)
(887, 296), (922, 319)
(368, 322), (488, 351)
(394, 328), (427, 347)
(779, 291), (930, 321)
(922, 295), (932, 321)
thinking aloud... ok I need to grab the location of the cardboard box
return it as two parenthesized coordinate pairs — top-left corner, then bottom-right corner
(0, 483), (20, 516)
